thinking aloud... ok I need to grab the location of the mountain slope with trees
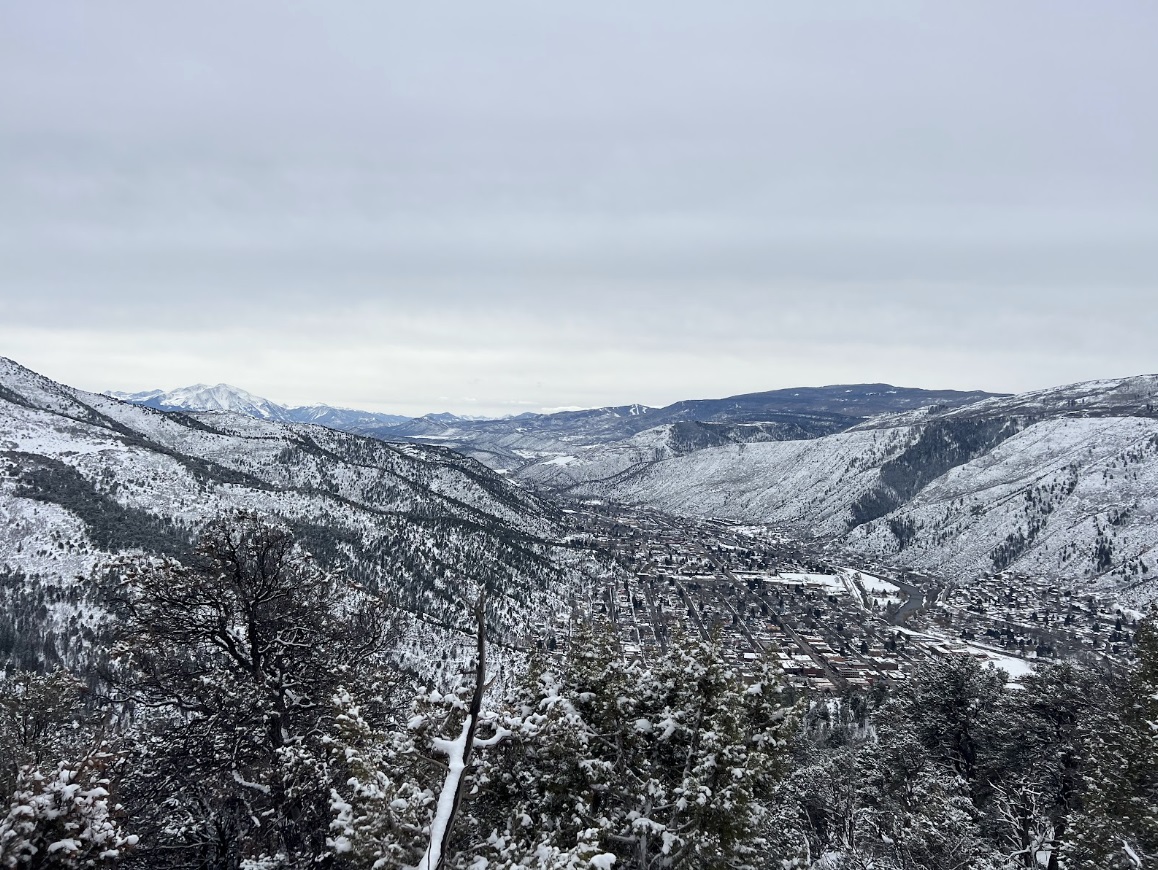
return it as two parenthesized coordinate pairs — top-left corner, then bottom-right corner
(109, 381), (1000, 474)
(0, 356), (598, 676)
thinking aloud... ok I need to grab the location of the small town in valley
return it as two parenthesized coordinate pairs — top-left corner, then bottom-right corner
(541, 500), (1140, 693)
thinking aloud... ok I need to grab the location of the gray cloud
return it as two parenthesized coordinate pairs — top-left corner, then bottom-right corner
(2, 1), (1156, 414)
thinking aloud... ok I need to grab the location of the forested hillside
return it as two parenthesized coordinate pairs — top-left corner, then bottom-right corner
(0, 356), (601, 676)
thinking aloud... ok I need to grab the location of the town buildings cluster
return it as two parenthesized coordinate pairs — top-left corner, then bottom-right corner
(549, 500), (1132, 693)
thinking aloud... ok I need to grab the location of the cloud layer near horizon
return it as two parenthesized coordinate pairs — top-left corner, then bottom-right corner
(2, 2), (1156, 414)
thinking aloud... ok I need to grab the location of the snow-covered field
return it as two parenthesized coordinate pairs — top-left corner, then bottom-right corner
(893, 625), (1038, 684)
(842, 569), (905, 608)
(775, 572), (852, 594)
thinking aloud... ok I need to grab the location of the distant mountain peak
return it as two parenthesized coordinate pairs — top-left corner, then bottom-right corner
(106, 383), (286, 419)
(104, 384), (413, 429)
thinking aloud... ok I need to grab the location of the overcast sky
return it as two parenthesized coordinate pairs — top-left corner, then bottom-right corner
(2, 1), (1156, 415)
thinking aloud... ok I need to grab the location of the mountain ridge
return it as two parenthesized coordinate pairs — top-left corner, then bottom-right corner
(89, 365), (1158, 606)
(363, 384), (1007, 473)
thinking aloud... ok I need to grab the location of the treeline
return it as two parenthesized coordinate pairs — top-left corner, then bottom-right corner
(850, 417), (1020, 527)
(1, 513), (1156, 868)
(8, 452), (191, 557)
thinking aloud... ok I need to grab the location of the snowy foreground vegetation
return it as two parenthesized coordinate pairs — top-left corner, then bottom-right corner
(2, 513), (1157, 870)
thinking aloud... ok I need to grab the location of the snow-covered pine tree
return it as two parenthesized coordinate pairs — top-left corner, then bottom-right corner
(0, 669), (93, 799)
(471, 623), (796, 869)
(325, 594), (512, 870)
(107, 511), (399, 869)
(1065, 613), (1158, 869)
(773, 706), (996, 869)
(887, 654), (1005, 791)
(0, 669), (133, 868)
(769, 655), (1014, 869)
(0, 750), (137, 868)
(982, 661), (1108, 868)
(324, 687), (431, 869)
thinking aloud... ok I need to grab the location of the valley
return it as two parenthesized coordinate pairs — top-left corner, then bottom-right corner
(77, 360), (1158, 676)
(120, 374), (1158, 615)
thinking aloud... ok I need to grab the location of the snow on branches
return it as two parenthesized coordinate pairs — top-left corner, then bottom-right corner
(0, 752), (136, 868)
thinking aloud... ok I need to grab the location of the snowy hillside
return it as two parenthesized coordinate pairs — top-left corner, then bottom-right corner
(847, 415), (1158, 605)
(2, 357), (589, 672)
(560, 425), (919, 531)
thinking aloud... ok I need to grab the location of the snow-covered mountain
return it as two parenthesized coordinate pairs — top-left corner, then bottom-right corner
(107, 383), (998, 474)
(4, 358), (591, 673)
(551, 376), (1158, 606)
(107, 383), (412, 428)
(108, 383), (288, 419)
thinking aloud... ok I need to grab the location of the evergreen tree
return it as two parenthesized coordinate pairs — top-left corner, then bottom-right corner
(471, 624), (796, 869)
(0, 751), (136, 869)
(0, 669), (92, 799)
(885, 654), (1004, 790)
(108, 511), (398, 869)
(774, 707), (997, 869)
(983, 662), (1108, 868)
(1065, 615), (1158, 868)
